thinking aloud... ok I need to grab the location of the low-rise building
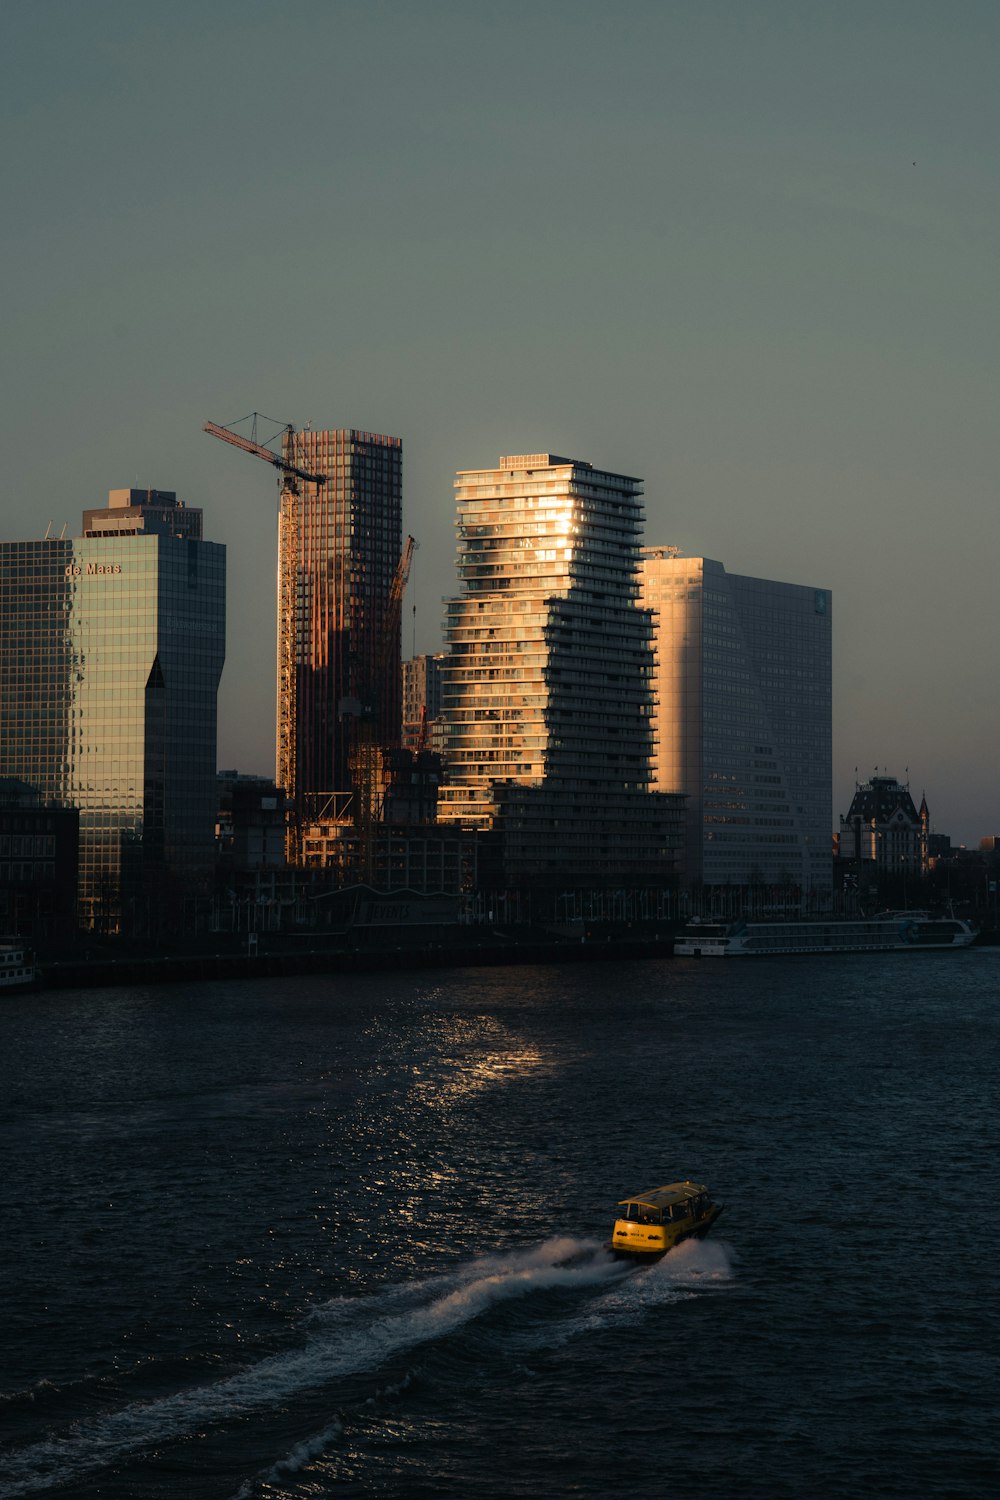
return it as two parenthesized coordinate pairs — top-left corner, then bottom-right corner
(0, 779), (79, 949)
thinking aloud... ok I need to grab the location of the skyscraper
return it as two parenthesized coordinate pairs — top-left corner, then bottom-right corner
(0, 489), (225, 928)
(277, 429), (402, 846)
(639, 549), (832, 896)
(438, 454), (684, 882)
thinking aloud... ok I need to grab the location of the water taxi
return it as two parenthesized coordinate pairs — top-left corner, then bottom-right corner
(674, 912), (978, 957)
(611, 1181), (722, 1258)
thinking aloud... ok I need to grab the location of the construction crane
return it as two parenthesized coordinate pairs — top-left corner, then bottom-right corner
(380, 535), (416, 690)
(203, 415), (327, 490)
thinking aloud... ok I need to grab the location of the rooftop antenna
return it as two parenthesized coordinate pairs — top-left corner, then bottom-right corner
(59, 523), (67, 540)
(43, 521), (52, 539)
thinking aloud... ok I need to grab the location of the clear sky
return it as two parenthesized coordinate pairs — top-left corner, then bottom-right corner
(2, 1), (998, 842)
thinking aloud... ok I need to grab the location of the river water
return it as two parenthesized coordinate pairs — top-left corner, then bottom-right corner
(1, 953), (997, 1498)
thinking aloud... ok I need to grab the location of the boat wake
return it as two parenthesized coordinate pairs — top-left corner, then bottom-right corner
(0, 1237), (731, 1497)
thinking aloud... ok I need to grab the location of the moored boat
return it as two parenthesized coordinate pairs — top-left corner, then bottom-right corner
(674, 911), (978, 957)
(611, 1180), (722, 1258)
(0, 939), (39, 992)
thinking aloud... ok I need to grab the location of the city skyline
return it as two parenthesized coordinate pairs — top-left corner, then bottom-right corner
(2, 2), (998, 842)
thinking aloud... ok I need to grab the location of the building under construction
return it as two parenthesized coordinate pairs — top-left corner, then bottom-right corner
(276, 428), (404, 859)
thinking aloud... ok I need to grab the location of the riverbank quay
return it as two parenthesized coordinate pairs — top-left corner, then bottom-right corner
(38, 930), (677, 989)
(33, 914), (997, 990)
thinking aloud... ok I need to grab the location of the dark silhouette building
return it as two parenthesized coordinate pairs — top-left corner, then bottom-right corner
(0, 779), (79, 948)
(838, 774), (929, 882)
(277, 430), (403, 852)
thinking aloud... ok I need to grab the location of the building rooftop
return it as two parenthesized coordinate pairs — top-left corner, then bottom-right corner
(844, 776), (921, 825)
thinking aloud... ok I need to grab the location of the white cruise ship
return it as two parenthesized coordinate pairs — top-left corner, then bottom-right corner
(674, 912), (978, 957)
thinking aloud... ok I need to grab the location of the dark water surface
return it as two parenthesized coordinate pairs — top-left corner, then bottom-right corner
(1, 954), (997, 1498)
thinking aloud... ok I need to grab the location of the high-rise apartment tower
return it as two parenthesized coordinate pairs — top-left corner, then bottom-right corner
(0, 490), (225, 928)
(277, 429), (402, 841)
(438, 454), (684, 882)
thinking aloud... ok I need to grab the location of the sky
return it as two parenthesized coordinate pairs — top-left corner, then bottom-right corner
(2, 0), (998, 842)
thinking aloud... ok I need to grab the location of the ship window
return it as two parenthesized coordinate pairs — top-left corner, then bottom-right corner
(626, 1203), (641, 1221)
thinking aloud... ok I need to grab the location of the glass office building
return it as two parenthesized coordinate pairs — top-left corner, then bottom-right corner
(0, 491), (225, 928)
(438, 455), (684, 882)
(277, 429), (402, 839)
(639, 550), (832, 895)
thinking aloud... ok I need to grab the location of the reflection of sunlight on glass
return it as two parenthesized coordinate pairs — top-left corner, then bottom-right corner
(550, 499), (575, 540)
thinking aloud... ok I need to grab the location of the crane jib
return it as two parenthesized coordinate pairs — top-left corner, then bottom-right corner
(203, 418), (326, 485)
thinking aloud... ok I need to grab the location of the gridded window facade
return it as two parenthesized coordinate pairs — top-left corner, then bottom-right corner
(402, 653), (445, 750)
(277, 430), (402, 827)
(0, 512), (225, 928)
(640, 550), (832, 893)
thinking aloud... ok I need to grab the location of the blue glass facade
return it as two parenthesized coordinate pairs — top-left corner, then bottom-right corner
(0, 500), (225, 928)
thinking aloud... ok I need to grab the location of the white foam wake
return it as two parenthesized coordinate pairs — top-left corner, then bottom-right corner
(236, 1237), (735, 1496)
(503, 1235), (736, 1356)
(0, 1238), (624, 1498)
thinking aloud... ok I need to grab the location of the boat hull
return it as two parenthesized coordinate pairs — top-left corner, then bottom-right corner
(0, 943), (39, 992)
(675, 914), (978, 957)
(610, 1204), (723, 1259)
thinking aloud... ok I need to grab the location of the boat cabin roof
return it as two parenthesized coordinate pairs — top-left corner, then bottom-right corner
(617, 1180), (706, 1209)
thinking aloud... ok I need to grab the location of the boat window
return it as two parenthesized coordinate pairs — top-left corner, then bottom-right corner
(639, 1207), (660, 1225)
(625, 1203), (641, 1221)
(673, 1201), (690, 1220)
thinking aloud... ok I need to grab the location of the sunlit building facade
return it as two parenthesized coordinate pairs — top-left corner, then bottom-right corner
(639, 549), (832, 895)
(0, 490), (225, 928)
(438, 454), (684, 882)
(402, 652), (445, 751)
(277, 429), (402, 846)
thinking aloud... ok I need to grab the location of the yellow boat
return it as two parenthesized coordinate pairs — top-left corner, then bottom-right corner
(611, 1180), (722, 1258)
